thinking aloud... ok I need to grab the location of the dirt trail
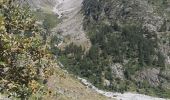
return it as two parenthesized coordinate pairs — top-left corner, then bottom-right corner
(78, 77), (167, 100)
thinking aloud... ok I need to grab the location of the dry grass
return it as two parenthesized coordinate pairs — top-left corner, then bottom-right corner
(44, 66), (109, 100)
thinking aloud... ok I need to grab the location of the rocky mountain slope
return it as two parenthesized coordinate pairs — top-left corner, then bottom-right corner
(20, 0), (91, 50)
(79, 0), (170, 98)
(52, 0), (91, 50)
(59, 0), (170, 99)
(18, 0), (170, 99)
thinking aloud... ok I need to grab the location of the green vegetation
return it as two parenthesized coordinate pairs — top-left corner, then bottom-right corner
(1, 0), (169, 99)
(58, 0), (170, 98)
(0, 1), (55, 99)
(33, 10), (60, 30)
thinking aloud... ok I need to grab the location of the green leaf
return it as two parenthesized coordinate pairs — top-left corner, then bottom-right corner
(0, 61), (6, 66)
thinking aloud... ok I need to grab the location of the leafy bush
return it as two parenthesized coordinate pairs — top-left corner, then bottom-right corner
(0, 1), (55, 99)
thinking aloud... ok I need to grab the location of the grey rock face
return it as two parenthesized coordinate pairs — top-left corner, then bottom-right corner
(111, 63), (125, 80)
(104, 0), (165, 32)
(161, 67), (170, 80)
(103, 1), (170, 88)
(137, 68), (160, 86)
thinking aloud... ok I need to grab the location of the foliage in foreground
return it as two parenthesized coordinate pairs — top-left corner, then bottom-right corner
(0, 0), (54, 99)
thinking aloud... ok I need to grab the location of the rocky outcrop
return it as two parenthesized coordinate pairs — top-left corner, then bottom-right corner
(136, 68), (161, 87)
(104, 0), (165, 32)
(111, 63), (125, 80)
